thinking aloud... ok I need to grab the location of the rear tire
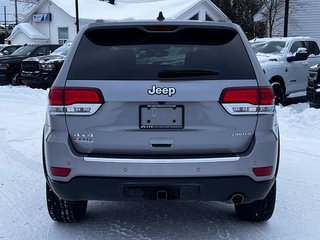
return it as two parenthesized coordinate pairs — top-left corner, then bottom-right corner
(11, 72), (22, 86)
(235, 181), (276, 222)
(271, 82), (285, 105)
(46, 183), (87, 223)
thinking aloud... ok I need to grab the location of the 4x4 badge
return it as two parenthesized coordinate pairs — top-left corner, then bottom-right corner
(147, 85), (176, 97)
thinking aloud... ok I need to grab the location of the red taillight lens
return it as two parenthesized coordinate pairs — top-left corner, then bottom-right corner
(64, 88), (104, 105)
(51, 167), (71, 177)
(220, 87), (274, 105)
(49, 87), (104, 106)
(253, 166), (273, 177)
(259, 87), (275, 105)
(144, 26), (178, 31)
(49, 88), (64, 105)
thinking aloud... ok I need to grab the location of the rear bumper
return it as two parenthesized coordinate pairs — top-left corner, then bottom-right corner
(307, 86), (320, 106)
(44, 126), (279, 181)
(0, 71), (9, 85)
(48, 176), (275, 203)
(22, 73), (55, 88)
(44, 118), (279, 203)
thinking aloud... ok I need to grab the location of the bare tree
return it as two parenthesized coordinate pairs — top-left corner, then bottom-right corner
(212, 0), (264, 39)
(11, 0), (39, 3)
(259, 0), (286, 37)
(9, 0), (40, 23)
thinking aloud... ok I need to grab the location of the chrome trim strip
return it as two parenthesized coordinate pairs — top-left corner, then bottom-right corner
(84, 157), (240, 163)
(222, 103), (275, 115)
(49, 103), (101, 116)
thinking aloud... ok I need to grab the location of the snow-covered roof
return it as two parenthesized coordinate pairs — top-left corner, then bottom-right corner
(7, 23), (48, 40)
(49, 0), (217, 21)
(250, 36), (315, 42)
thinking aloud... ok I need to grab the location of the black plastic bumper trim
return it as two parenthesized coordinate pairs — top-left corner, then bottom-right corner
(48, 176), (275, 203)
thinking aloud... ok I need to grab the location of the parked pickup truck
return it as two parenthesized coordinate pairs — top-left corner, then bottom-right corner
(307, 64), (320, 108)
(21, 42), (72, 89)
(250, 37), (320, 104)
(0, 44), (60, 85)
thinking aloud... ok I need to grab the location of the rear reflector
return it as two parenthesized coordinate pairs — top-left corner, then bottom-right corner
(220, 87), (275, 115)
(48, 87), (104, 115)
(253, 166), (273, 177)
(144, 26), (178, 31)
(51, 167), (71, 177)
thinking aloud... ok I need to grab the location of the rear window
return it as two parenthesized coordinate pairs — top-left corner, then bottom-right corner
(68, 27), (255, 80)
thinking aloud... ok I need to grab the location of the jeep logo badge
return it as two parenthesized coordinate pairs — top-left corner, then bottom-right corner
(147, 85), (176, 97)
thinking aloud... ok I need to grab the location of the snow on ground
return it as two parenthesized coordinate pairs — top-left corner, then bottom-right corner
(0, 86), (320, 240)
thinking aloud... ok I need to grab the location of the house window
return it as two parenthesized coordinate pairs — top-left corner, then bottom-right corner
(58, 27), (68, 45)
(189, 13), (199, 20)
(305, 41), (320, 56)
(206, 14), (213, 21)
(289, 41), (304, 54)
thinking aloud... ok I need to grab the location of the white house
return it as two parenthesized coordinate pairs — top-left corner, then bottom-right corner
(7, 0), (229, 45)
(255, 0), (320, 40)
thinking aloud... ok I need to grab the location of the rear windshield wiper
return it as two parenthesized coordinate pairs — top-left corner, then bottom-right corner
(158, 69), (219, 78)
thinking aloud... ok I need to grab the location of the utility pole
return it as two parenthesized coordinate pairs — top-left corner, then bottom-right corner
(15, 0), (18, 25)
(284, 0), (290, 37)
(75, 0), (79, 33)
(4, 6), (7, 39)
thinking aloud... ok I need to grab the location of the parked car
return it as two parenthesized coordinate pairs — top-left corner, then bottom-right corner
(21, 42), (72, 89)
(250, 40), (267, 53)
(43, 20), (279, 223)
(307, 63), (320, 108)
(250, 37), (320, 104)
(0, 44), (60, 85)
(0, 45), (22, 55)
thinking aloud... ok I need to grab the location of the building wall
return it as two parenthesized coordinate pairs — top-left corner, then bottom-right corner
(271, 0), (320, 41)
(30, 1), (79, 44)
(289, 0), (320, 40)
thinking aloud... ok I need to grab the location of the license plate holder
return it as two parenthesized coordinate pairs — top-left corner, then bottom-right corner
(139, 105), (184, 129)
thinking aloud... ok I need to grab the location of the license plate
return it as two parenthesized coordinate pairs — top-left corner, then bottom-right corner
(140, 105), (184, 129)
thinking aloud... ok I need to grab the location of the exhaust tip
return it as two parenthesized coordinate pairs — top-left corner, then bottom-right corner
(231, 193), (244, 205)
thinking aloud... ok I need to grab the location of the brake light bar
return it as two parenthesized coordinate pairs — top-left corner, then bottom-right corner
(144, 26), (178, 32)
(220, 87), (275, 115)
(49, 87), (104, 115)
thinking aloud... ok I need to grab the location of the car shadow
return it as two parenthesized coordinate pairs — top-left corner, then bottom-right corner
(283, 96), (307, 106)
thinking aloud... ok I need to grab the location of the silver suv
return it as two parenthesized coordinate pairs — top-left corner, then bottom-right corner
(43, 21), (279, 223)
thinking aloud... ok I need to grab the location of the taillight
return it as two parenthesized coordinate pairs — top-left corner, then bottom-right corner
(144, 26), (178, 31)
(220, 87), (275, 115)
(49, 87), (104, 115)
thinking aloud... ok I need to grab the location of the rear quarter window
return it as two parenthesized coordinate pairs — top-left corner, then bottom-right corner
(67, 27), (256, 80)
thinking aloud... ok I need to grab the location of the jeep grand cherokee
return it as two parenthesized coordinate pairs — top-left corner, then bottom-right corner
(43, 21), (279, 223)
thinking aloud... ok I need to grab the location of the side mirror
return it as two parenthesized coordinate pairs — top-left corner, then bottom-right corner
(287, 47), (308, 62)
(3, 50), (9, 55)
